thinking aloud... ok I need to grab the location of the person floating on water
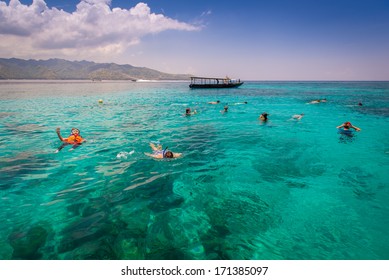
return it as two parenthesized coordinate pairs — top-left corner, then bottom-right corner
(185, 108), (197, 116)
(230, 101), (248, 105)
(259, 112), (269, 121)
(55, 127), (86, 152)
(308, 99), (326, 104)
(221, 105), (228, 113)
(208, 100), (220, 104)
(145, 143), (182, 159)
(337, 121), (361, 131)
(292, 113), (304, 120)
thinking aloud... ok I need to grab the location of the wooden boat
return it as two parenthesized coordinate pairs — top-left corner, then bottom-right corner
(189, 76), (243, 88)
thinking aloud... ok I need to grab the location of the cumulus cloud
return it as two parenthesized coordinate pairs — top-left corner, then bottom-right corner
(0, 0), (199, 59)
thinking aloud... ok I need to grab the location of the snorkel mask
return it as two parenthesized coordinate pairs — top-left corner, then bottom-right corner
(162, 147), (173, 158)
(164, 151), (174, 158)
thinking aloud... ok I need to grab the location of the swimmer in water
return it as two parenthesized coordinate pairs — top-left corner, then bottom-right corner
(208, 100), (220, 104)
(55, 127), (86, 152)
(292, 113), (304, 120)
(230, 101), (248, 105)
(337, 121), (361, 131)
(308, 99), (326, 104)
(145, 143), (182, 159)
(259, 112), (269, 122)
(221, 105), (228, 113)
(184, 108), (197, 116)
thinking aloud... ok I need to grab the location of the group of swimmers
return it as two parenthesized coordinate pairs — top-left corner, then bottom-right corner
(56, 98), (362, 157)
(188, 100), (301, 123)
(306, 99), (362, 132)
(55, 127), (181, 158)
(185, 100), (249, 116)
(187, 98), (362, 135)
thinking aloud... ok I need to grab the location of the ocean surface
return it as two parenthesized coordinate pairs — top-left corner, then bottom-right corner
(0, 80), (388, 260)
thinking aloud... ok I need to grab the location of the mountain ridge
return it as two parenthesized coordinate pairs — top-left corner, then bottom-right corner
(0, 58), (192, 81)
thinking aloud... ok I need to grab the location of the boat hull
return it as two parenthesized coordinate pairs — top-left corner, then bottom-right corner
(189, 82), (244, 89)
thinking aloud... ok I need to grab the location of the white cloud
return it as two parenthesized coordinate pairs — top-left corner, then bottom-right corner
(201, 10), (212, 17)
(0, 0), (199, 60)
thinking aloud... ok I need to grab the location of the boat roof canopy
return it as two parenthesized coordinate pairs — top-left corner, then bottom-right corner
(190, 76), (236, 80)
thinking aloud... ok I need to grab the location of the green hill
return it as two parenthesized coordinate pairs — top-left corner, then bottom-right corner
(0, 58), (191, 81)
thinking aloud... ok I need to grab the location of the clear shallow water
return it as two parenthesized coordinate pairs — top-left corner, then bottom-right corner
(0, 80), (388, 260)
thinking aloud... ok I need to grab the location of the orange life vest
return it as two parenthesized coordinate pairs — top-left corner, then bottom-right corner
(64, 134), (83, 144)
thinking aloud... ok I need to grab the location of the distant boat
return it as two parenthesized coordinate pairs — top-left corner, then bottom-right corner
(189, 76), (244, 88)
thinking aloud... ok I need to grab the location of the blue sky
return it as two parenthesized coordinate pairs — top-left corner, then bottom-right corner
(1, 0), (388, 80)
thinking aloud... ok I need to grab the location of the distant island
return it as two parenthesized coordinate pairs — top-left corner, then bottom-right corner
(0, 58), (192, 81)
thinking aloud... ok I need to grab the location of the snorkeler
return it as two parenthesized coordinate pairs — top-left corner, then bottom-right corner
(308, 99), (326, 104)
(221, 105), (228, 113)
(259, 112), (269, 121)
(145, 143), (182, 159)
(185, 108), (197, 116)
(55, 127), (86, 152)
(230, 101), (248, 105)
(292, 113), (304, 120)
(337, 122), (361, 131)
(208, 100), (220, 104)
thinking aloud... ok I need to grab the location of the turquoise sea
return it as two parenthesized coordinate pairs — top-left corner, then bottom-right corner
(0, 80), (388, 260)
